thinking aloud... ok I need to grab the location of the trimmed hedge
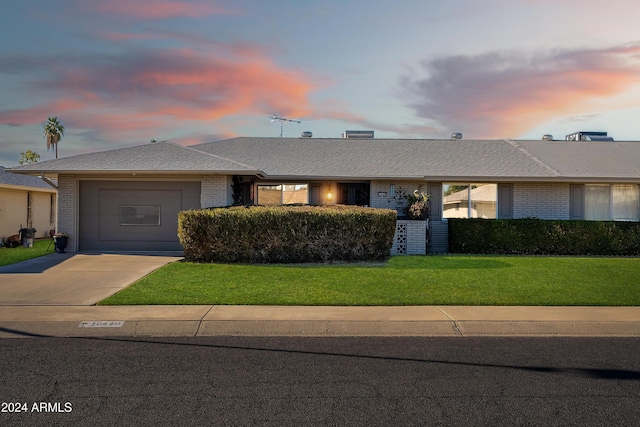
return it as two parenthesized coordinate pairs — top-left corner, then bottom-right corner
(178, 205), (397, 263)
(449, 219), (640, 255)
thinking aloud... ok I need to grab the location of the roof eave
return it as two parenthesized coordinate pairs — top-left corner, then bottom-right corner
(423, 176), (640, 183)
(8, 169), (264, 177)
(0, 183), (57, 192)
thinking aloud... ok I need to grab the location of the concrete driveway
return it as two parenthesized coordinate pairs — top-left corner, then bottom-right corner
(0, 253), (181, 305)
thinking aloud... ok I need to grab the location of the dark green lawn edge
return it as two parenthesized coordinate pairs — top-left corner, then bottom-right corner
(98, 255), (640, 306)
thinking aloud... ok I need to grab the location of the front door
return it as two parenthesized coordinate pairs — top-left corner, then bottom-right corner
(337, 183), (370, 205)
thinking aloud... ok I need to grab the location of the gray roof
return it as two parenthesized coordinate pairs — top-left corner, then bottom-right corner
(193, 137), (640, 182)
(514, 140), (640, 180)
(9, 141), (259, 175)
(0, 166), (55, 191)
(9, 137), (640, 183)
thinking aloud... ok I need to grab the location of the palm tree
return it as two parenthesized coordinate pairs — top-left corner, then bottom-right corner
(43, 117), (64, 158)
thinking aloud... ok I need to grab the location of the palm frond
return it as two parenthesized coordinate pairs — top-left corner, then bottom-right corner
(43, 117), (64, 154)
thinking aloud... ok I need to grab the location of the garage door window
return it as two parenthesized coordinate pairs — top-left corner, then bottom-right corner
(120, 205), (161, 225)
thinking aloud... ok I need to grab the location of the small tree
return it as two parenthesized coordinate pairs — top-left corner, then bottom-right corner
(18, 150), (40, 165)
(43, 117), (64, 158)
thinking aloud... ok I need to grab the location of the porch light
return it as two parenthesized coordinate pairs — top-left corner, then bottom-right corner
(327, 191), (333, 201)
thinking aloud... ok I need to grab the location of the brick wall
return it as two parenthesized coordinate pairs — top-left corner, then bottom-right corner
(370, 180), (428, 214)
(56, 175), (76, 251)
(201, 175), (230, 208)
(392, 219), (427, 255)
(513, 183), (571, 220)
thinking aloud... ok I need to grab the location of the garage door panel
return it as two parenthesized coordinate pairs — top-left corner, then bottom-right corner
(98, 189), (180, 242)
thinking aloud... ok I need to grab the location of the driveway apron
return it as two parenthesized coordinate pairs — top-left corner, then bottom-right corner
(0, 253), (181, 305)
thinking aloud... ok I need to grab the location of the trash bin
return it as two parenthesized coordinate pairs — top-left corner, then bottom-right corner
(19, 227), (36, 248)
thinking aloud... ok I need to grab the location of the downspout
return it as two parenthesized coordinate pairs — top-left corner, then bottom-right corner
(40, 173), (58, 190)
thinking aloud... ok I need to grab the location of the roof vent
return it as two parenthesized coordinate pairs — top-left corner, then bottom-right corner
(451, 132), (463, 140)
(565, 131), (614, 142)
(542, 134), (553, 141)
(301, 131), (312, 138)
(342, 130), (374, 139)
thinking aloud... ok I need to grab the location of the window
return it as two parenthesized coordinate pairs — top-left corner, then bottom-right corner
(585, 184), (639, 221)
(120, 205), (161, 225)
(257, 184), (309, 205)
(443, 183), (497, 219)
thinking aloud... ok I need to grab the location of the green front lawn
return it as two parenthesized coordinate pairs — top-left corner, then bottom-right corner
(0, 239), (55, 266)
(99, 256), (640, 306)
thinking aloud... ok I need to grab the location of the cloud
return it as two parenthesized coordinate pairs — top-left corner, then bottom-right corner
(87, 0), (234, 20)
(399, 43), (640, 138)
(0, 45), (318, 143)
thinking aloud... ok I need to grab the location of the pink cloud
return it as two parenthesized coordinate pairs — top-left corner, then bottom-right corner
(89, 0), (233, 20)
(0, 100), (85, 126)
(0, 45), (318, 143)
(100, 32), (157, 42)
(400, 43), (640, 138)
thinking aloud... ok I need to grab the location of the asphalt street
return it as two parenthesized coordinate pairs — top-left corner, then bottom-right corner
(1, 336), (639, 426)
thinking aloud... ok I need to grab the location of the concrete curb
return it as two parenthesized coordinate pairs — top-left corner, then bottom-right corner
(1, 305), (639, 338)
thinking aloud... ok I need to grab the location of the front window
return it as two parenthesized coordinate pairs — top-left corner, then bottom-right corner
(257, 184), (309, 205)
(443, 183), (497, 219)
(586, 184), (639, 221)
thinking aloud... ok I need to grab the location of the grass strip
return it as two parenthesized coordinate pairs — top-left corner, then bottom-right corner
(0, 239), (55, 266)
(99, 255), (640, 306)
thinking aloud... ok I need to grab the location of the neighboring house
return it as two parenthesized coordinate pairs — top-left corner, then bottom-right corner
(9, 137), (640, 254)
(0, 166), (57, 241)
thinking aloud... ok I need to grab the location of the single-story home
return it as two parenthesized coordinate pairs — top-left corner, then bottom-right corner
(0, 166), (57, 241)
(9, 136), (640, 254)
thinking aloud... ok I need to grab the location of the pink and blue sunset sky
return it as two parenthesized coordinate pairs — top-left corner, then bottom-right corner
(2, 0), (640, 165)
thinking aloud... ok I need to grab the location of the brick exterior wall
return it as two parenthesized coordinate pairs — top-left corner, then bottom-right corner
(392, 219), (427, 255)
(370, 180), (428, 214)
(56, 174), (77, 251)
(201, 175), (230, 208)
(513, 183), (571, 220)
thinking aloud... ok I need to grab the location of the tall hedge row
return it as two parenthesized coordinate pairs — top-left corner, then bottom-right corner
(448, 218), (640, 255)
(178, 205), (397, 263)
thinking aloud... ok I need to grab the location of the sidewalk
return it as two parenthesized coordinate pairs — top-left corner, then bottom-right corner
(1, 254), (639, 338)
(1, 305), (639, 338)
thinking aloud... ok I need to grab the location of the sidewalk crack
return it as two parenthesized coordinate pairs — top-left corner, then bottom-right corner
(195, 306), (215, 337)
(437, 307), (464, 336)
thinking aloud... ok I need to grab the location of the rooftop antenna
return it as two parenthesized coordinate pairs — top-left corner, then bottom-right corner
(269, 113), (301, 137)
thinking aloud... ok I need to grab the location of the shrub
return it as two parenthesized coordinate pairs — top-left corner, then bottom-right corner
(403, 191), (430, 220)
(448, 219), (640, 255)
(178, 205), (398, 263)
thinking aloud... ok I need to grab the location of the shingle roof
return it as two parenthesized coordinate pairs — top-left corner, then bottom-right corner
(515, 140), (640, 180)
(9, 137), (640, 182)
(10, 141), (259, 175)
(193, 137), (640, 182)
(0, 166), (55, 191)
(191, 137), (552, 179)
